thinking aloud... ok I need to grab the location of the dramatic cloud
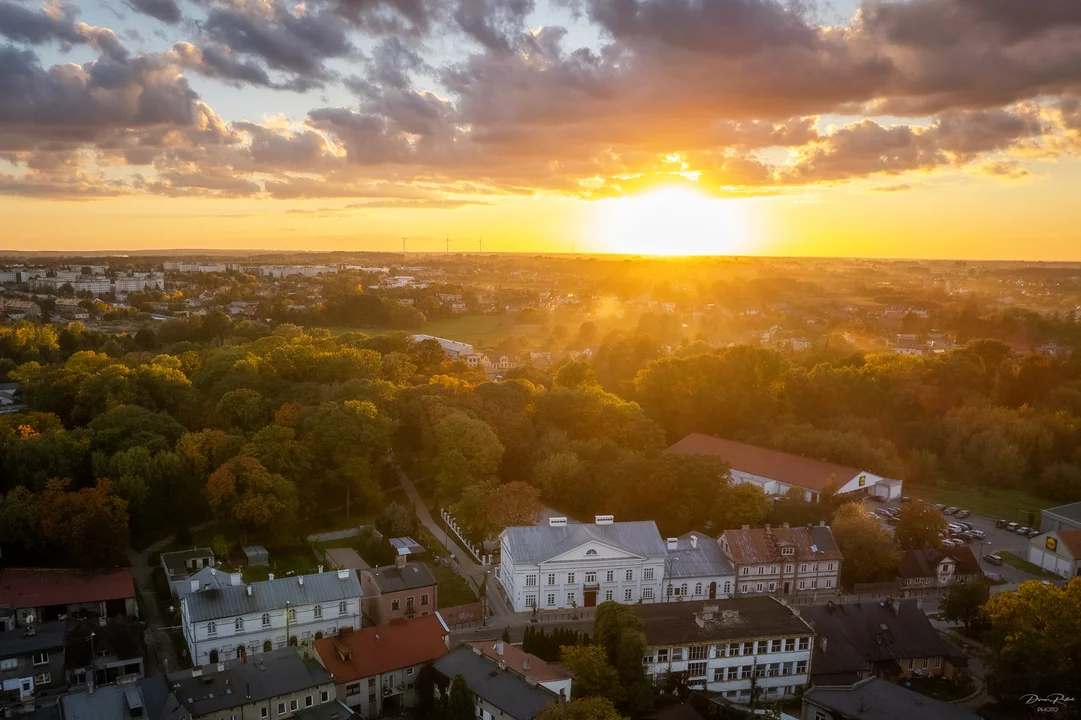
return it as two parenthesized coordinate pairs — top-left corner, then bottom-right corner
(127, 0), (183, 24)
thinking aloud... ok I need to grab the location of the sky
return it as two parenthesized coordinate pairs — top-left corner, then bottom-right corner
(3, 0), (1081, 258)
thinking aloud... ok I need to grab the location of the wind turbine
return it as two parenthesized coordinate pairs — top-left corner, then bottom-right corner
(445, 236), (452, 252)
(478, 237), (484, 253)
(401, 236), (408, 253)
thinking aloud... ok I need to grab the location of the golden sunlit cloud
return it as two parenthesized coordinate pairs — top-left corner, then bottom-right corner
(593, 185), (756, 256)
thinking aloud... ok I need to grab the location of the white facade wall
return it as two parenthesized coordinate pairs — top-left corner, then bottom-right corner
(499, 538), (666, 613)
(181, 597), (362, 666)
(728, 469), (900, 502)
(733, 558), (840, 596)
(643, 635), (813, 703)
(0, 271), (18, 283)
(664, 573), (736, 601)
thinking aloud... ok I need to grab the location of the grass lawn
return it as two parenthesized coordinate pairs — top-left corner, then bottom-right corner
(919, 485), (1052, 523)
(432, 564), (477, 608)
(242, 546), (320, 583)
(328, 314), (547, 348)
(905, 675), (974, 702)
(997, 551), (1062, 580)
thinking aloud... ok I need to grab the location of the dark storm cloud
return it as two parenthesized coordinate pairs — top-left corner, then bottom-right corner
(127, 0), (183, 24)
(0, 1), (128, 59)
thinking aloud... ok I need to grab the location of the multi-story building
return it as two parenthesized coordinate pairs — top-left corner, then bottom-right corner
(663, 531), (736, 601)
(720, 523), (843, 597)
(498, 516), (668, 612)
(897, 547), (981, 593)
(0, 621), (67, 713)
(167, 647), (337, 720)
(180, 569), (362, 666)
(314, 614), (449, 716)
(637, 598), (815, 705)
(433, 646), (560, 720)
(359, 558), (437, 626)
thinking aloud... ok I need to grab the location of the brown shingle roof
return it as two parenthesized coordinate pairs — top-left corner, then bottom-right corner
(665, 434), (862, 492)
(722, 525), (843, 565)
(0, 568), (135, 609)
(897, 547), (980, 579)
(1055, 529), (1081, 558)
(313, 614), (449, 682)
(468, 641), (568, 684)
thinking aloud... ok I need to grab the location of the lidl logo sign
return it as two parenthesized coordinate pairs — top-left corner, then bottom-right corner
(1046, 537), (1058, 551)
(859, 476), (866, 487)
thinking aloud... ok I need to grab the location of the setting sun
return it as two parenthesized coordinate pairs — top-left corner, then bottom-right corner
(593, 186), (755, 256)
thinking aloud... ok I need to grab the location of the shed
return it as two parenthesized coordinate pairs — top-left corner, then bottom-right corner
(242, 545), (269, 567)
(389, 537), (425, 556)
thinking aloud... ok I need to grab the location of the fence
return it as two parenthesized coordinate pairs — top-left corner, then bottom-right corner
(306, 527), (367, 543)
(439, 509), (493, 565)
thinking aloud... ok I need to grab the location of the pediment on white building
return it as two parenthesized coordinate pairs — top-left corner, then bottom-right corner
(542, 539), (643, 564)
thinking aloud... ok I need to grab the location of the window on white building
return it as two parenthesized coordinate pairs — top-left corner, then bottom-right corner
(644, 568), (654, 580)
(314, 605), (322, 619)
(782, 662), (793, 675)
(811, 579), (818, 590)
(798, 637), (810, 651)
(288, 609), (297, 622)
(606, 571), (614, 582)
(798, 580), (806, 591)
(694, 582), (702, 595)
(643, 587), (654, 599)
(934, 657), (942, 669)
(526, 595), (537, 608)
(567, 592), (575, 605)
(688, 662), (707, 678)
(548, 573), (556, 585)
(771, 639), (782, 653)
(605, 590), (613, 601)
(743, 642), (754, 656)
(586, 549), (598, 555)
(657, 649), (669, 663)
(729, 643), (740, 656)
(771, 566), (778, 573)
(321, 691), (329, 703)
(278, 702), (286, 714)
(784, 564), (793, 573)
(782, 547), (794, 556)
(625, 589), (632, 601)
(0, 659), (16, 671)
(784, 638), (795, 652)
(547, 593), (556, 606)
(585, 572), (596, 584)
(339, 601), (348, 616)
(681, 583), (688, 596)
(306, 695), (314, 707)
(261, 708), (269, 719)
(526, 575), (537, 586)
(796, 660), (808, 674)
(290, 699), (298, 711)
(758, 566), (764, 575)
(262, 613), (271, 627)
(723, 581), (731, 594)
(713, 668), (724, 682)
(768, 582), (776, 591)
(626, 569), (634, 581)
(567, 573), (575, 584)
(825, 579), (832, 589)
(741, 584), (748, 593)
(741, 567), (750, 576)
(207, 622), (217, 637)
(235, 618), (243, 631)
(827, 562), (835, 571)
(671, 649), (684, 661)
(769, 663), (780, 676)
(799, 564), (807, 573)
(689, 645), (708, 661)
(756, 583), (763, 592)
(812, 563), (819, 572)
(726, 667), (738, 681)
(740, 665), (752, 679)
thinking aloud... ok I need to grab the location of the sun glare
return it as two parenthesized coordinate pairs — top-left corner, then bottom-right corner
(593, 185), (754, 256)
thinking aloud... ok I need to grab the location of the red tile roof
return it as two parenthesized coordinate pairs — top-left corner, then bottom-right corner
(0, 568), (135, 608)
(314, 614), (449, 682)
(1055, 529), (1081, 558)
(468, 641), (569, 684)
(666, 434), (863, 492)
(722, 525), (844, 565)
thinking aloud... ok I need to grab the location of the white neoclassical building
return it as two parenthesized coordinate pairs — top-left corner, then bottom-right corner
(180, 568), (362, 666)
(498, 516), (668, 612)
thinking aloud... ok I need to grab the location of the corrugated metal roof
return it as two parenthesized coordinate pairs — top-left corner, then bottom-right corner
(666, 532), (734, 579)
(501, 521), (667, 565)
(184, 570), (362, 623)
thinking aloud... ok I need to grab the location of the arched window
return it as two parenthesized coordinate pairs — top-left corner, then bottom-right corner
(694, 582), (703, 596)
(680, 584), (688, 597)
(261, 613), (270, 627)
(263, 640), (273, 652)
(338, 601), (347, 616)
(208, 649), (219, 664)
(315, 631), (324, 640)
(288, 636), (298, 647)
(585, 549), (598, 556)
(314, 605), (322, 619)
(287, 608), (296, 622)
(235, 617), (244, 631)
(207, 621), (217, 636)
(236, 645), (247, 660)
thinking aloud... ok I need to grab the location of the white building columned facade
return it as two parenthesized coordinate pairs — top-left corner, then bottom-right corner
(497, 516), (667, 613)
(181, 568), (362, 666)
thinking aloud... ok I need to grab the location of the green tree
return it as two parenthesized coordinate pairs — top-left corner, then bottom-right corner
(554, 361), (597, 389)
(894, 502), (946, 551)
(377, 501), (416, 537)
(711, 482), (769, 532)
(444, 674), (474, 720)
(216, 388), (270, 433)
(433, 412), (503, 501)
(981, 579), (1081, 709)
(536, 697), (626, 720)
(206, 456), (299, 543)
(941, 578), (991, 635)
(593, 602), (653, 715)
(830, 503), (899, 587)
(561, 645), (624, 703)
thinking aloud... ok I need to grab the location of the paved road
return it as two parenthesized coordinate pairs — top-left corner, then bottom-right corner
(393, 463), (513, 618)
(127, 540), (179, 675)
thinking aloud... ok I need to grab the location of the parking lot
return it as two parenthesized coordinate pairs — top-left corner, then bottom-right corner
(864, 496), (1058, 586)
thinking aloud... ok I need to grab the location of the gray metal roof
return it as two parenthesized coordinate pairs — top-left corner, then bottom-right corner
(0, 621), (66, 658)
(60, 677), (164, 720)
(666, 532), (733, 579)
(175, 566), (235, 597)
(501, 521), (667, 565)
(160, 548), (214, 577)
(168, 647), (332, 716)
(433, 646), (558, 720)
(810, 525), (839, 553)
(1043, 501), (1081, 523)
(366, 562), (436, 593)
(184, 570), (361, 623)
(804, 677), (981, 720)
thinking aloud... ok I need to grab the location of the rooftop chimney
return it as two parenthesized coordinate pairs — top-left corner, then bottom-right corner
(395, 554), (407, 570)
(690, 535), (698, 549)
(549, 517), (568, 527)
(338, 569), (350, 580)
(916, 598), (923, 611)
(246, 585), (252, 596)
(523, 658), (530, 671)
(667, 538), (678, 550)
(782, 522), (790, 529)
(819, 637), (828, 653)
(495, 641), (504, 656)
(268, 573), (275, 581)
(819, 520), (826, 527)
(190, 579), (199, 593)
(318, 565), (324, 574)
(299, 576), (304, 586)
(230, 573), (242, 586)
(594, 515), (614, 525)
(765, 524), (771, 535)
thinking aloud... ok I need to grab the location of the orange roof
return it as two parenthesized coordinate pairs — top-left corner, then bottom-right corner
(0, 568), (135, 608)
(314, 614), (449, 682)
(468, 641), (569, 684)
(1055, 529), (1081, 558)
(666, 434), (863, 492)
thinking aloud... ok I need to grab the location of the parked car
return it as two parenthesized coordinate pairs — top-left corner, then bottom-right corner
(1026, 529), (1041, 538)
(1006, 522), (1020, 532)
(1016, 526), (1032, 535)
(983, 554), (1004, 566)
(995, 519), (1008, 528)
(955, 521), (973, 531)
(885, 517), (899, 526)
(955, 509), (971, 519)
(875, 508), (892, 518)
(900, 496), (912, 504)
(934, 503), (946, 510)
(940, 538), (957, 547)
(943, 507), (959, 516)
(969, 529), (986, 539)
(947, 523), (965, 534)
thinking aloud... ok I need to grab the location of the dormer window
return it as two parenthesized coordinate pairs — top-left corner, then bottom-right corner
(781, 546), (795, 556)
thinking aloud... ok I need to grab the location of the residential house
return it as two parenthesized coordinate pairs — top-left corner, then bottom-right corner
(1027, 530), (1081, 579)
(64, 618), (146, 689)
(665, 434), (903, 502)
(637, 598), (815, 705)
(489, 355), (519, 371)
(410, 334), (475, 360)
(313, 614), (449, 716)
(801, 599), (964, 685)
(180, 569), (362, 666)
(897, 547), (981, 593)
(527, 352), (552, 369)
(166, 646), (336, 720)
(468, 641), (571, 699)
(161, 548), (216, 595)
(0, 568), (137, 628)
(58, 675), (176, 720)
(1040, 500), (1081, 533)
(0, 382), (21, 410)
(498, 515), (668, 612)
(0, 298), (41, 318)
(358, 558), (437, 625)
(802, 677), (981, 720)
(663, 532), (736, 602)
(0, 622), (67, 713)
(720, 523), (843, 597)
(432, 646), (560, 720)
